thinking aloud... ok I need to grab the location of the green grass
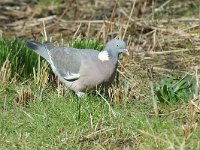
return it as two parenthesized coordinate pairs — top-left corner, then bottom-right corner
(1, 89), (200, 149)
(154, 0), (200, 19)
(0, 38), (45, 79)
(0, 38), (200, 149)
(154, 75), (197, 104)
(68, 39), (104, 51)
(37, 0), (61, 6)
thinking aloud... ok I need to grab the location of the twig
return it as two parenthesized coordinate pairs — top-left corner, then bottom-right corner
(195, 66), (199, 97)
(150, 81), (158, 116)
(105, 2), (117, 40)
(149, 29), (157, 52)
(122, 0), (136, 40)
(73, 23), (82, 38)
(147, 47), (200, 55)
(155, 0), (171, 12)
(37, 15), (57, 22)
(61, 19), (127, 28)
(117, 68), (133, 84)
(158, 18), (200, 23)
(96, 90), (117, 117)
(190, 100), (200, 111)
(137, 129), (179, 149)
(85, 127), (117, 138)
(137, 129), (166, 143)
(42, 20), (47, 41)
(21, 109), (34, 121)
(86, 22), (91, 37)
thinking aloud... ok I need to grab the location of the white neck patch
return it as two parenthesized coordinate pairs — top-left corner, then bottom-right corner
(98, 51), (109, 61)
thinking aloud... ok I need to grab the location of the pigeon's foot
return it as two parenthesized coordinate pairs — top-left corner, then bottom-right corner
(76, 92), (86, 98)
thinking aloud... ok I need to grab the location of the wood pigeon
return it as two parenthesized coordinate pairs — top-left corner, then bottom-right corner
(26, 39), (129, 97)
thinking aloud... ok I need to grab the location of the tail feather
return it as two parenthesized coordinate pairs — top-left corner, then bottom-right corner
(26, 40), (50, 63)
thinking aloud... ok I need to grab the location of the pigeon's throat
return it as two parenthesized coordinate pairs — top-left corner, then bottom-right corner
(98, 51), (110, 61)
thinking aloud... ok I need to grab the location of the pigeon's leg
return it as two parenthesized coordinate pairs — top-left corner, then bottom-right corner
(76, 92), (86, 98)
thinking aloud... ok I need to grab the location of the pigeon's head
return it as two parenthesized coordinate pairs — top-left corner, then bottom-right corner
(99, 39), (128, 61)
(105, 39), (128, 55)
(98, 39), (129, 61)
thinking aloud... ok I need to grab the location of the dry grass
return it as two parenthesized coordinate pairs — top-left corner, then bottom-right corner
(0, 0), (200, 149)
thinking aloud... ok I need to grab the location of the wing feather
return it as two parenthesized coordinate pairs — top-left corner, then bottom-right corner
(45, 43), (99, 81)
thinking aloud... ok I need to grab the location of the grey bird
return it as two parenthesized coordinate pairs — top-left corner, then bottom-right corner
(26, 39), (129, 97)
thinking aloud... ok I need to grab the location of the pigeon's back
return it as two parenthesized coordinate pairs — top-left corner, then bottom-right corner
(45, 43), (100, 74)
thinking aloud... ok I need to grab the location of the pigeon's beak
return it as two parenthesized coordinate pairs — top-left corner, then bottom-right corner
(123, 49), (129, 56)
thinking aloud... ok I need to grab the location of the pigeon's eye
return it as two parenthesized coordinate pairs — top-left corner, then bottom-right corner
(116, 44), (119, 47)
